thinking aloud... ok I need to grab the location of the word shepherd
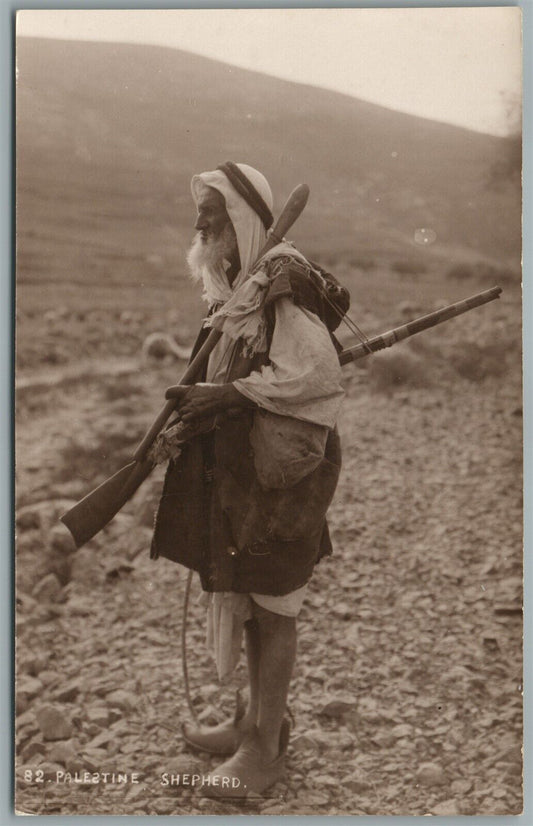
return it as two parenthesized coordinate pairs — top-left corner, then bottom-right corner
(161, 773), (241, 789)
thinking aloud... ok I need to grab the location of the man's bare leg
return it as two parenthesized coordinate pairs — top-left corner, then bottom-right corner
(253, 603), (297, 762)
(182, 619), (259, 752)
(242, 618), (260, 726)
(183, 609), (295, 761)
(201, 605), (296, 797)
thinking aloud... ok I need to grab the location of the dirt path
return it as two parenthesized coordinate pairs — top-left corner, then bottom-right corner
(15, 315), (522, 814)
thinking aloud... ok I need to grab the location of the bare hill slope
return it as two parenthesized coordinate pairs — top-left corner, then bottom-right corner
(17, 36), (520, 291)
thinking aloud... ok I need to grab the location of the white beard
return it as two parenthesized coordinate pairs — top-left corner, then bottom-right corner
(186, 223), (238, 283)
(186, 223), (240, 307)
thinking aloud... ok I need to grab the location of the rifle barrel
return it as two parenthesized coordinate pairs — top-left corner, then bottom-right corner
(339, 286), (502, 366)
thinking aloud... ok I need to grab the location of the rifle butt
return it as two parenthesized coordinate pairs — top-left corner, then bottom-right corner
(60, 458), (154, 548)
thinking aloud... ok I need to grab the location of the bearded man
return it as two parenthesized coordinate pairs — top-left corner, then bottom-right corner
(150, 162), (348, 799)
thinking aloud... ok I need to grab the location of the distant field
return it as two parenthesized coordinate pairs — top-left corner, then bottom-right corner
(17, 275), (199, 315)
(16, 256), (520, 372)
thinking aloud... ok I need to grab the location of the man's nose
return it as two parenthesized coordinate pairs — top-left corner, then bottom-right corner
(195, 213), (208, 231)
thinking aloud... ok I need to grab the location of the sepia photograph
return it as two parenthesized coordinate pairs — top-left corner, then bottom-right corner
(14, 7), (523, 816)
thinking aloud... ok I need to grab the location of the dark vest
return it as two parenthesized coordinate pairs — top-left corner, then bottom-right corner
(150, 255), (345, 595)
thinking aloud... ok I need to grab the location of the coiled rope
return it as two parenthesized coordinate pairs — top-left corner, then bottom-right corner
(181, 568), (198, 724)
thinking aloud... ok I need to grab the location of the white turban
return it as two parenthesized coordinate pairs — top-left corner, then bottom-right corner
(191, 163), (274, 296)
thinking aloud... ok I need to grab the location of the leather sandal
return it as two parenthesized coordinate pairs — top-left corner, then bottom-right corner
(182, 692), (251, 756)
(182, 713), (251, 756)
(200, 718), (290, 800)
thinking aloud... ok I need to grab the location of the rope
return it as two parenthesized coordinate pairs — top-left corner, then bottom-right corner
(181, 568), (199, 724)
(322, 290), (373, 350)
(310, 272), (374, 353)
(179, 333), (236, 725)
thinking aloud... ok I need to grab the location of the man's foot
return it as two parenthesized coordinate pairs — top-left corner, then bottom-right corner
(200, 719), (290, 800)
(182, 713), (253, 756)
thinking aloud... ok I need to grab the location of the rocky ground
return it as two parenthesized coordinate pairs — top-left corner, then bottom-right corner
(15, 280), (523, 815)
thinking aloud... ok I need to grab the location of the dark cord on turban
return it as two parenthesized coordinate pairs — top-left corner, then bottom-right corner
(217, 161), (274, 230)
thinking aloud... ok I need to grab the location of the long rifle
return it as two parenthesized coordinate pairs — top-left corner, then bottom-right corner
(60, 184), (310, 548)
(339, 286), (502, 365)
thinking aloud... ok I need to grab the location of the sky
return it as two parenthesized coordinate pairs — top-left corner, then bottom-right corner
(16, 7), (522, 137)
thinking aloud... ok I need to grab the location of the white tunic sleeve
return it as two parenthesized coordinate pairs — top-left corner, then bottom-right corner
(233, 298), (344, 428)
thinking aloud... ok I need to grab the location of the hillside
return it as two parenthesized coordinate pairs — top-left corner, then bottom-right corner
(16, 35), (521, 297)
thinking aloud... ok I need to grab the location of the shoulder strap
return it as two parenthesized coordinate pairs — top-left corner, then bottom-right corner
(263, 253), (350, 333)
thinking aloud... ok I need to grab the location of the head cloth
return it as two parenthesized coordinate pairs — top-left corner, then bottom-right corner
(216, 162), (273, 230)
(191, 163), (274, 292)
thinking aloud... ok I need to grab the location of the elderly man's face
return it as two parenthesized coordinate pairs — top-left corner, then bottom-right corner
(194, 187), (232, 242)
